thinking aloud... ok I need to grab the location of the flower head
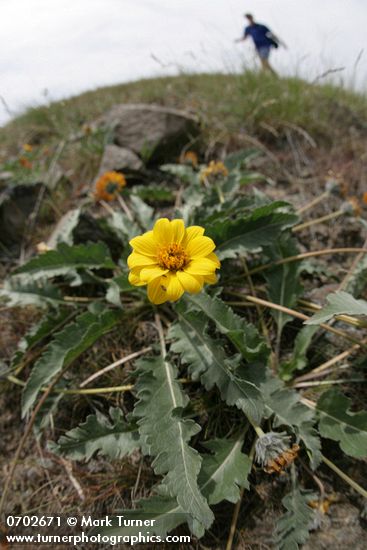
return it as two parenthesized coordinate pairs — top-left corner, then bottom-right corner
(363, 192), (367, 205)
(343, 196), (361, 217)
(255, 431), (300, 474)
(180, 150), (199, 168)
(19, 157), (32, 169)
(94, 171), (126, 201)
(22, 143), (33, 153)
(128, 218), (220, 304)
(200, 160), (228, 184)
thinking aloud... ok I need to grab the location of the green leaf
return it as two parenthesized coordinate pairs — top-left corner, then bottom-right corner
(206, 202), (298, 260)
(47, 208), (81, 247)
(105, 273), (135, 306)
(262, 378), (321, 468)
(345, 254), (367, 297)
(107, 211), (140, 242)
(185, 293), (269, 362)
(0, 277), (64, 309)
(263, 236), (303, 336)
(306, 291), (367, 324)
(133, 356), (214, 531)
(92, 435), (252, 539)
(274, 487), (315, 550)
(50, 407), (139, 460)
(170, 308), (264, 423)
(21, 308), (122, 417)
(129, 195), (154, 230)
(11, 309), (72, 368)
(316, 389), (367, 458)
(90, 496), (189, 540)
(280, 325), (319, 381)
(198, 436), (251, 505)
(14, 242), (115, 280)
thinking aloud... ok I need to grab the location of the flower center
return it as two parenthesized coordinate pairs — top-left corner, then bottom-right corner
(157, 243), (189, 271)
(106, 182), (119, 195)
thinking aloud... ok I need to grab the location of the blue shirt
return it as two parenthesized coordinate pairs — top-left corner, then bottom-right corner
(244, 23), (273, 49)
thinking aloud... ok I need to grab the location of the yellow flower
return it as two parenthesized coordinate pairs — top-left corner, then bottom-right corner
(200, 161), (228, 184)
(22, 143), (33, 152)
(128, 218), (220, 304)
(180, 150), (199, 168)
(94, 171), (126, 202)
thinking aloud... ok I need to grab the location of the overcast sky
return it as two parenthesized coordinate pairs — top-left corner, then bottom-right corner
(1, 0), (366, 126)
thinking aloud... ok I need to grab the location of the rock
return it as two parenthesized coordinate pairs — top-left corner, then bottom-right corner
(0, 183), (45, 253)
(97, 144), (142, 176)
(100, 104), (200, 164)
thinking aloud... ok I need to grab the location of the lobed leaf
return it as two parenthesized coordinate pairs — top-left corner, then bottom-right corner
(205, 202), (298, 260)
(185, 292), (269, 362)
(14, 242), (116, 280)
(50, 407), (139, 460)
(306, 290), (367, 324)
(21, 308), (123, 417)
(0, 277), (63, 309)
(316, 389), (367, 458)
(170, 308), (264, 423)
(274, 487), (315, 550)
(133, 356), (214, 531)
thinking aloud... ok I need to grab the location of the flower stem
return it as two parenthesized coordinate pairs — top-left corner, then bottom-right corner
(296, 190), (329, 215)
(292, 209), (344, 233)
(321, 454), (367, 500)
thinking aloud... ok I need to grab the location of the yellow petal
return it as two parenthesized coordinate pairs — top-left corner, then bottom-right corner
(127, 252), (157, 269)
(182, 226), (205, 247)
(169, 219), (185, 244)
(184, 258), (219, 276)
(128, 270), (146, 287)
(129, 231), (157, 256)
(147, 277), (168, 304)
(140, 265), (168, 283)
(186, 236), (215, 258)
(165, 273), (185, 302)
(203, 273), (218, 284)
(153, 218), (171, 245)
(176, 271), (203, 294)
(207, 252), (221, 268)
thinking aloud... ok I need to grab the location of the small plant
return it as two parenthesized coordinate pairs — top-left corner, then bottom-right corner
(1, 152), (366, 548)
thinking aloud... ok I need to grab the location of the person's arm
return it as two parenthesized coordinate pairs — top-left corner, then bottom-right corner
(267, 30), (287, 49)
(234, 29), (249, 43)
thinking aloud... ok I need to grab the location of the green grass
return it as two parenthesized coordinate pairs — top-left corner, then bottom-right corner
(1, 72), (366, 152)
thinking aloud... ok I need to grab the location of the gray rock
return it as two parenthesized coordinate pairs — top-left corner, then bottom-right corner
(97, 144), (142, 176)
(100, 103), (200, 164)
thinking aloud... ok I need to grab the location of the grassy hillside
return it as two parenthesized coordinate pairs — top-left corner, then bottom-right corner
(2, 71), (367, 147)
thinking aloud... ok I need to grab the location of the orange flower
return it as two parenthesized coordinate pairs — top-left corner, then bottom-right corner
(363, 192), (367, 205)
(94, 171), (126, 201)
(180, 150), (199, 168)
(200, 160), (228, 183)
(19, 157), (32, 169)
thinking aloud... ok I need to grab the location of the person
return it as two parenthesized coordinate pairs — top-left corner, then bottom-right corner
(235, 13), (285, 75)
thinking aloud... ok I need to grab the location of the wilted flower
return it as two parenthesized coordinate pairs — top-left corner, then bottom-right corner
(343, 196), (361, 217)
(19, 157), (32, 169)
(180, 150), (199, 168)
(200, 160), (228, 184)
(94, 171), (126, 202)
(255, 431), (300, 474)
(128, 218), (220, 304)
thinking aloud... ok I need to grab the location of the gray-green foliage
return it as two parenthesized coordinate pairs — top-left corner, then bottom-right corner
(306, 290), (367, 324)
(50, 408), (139, 460)
(133, 356), (214, 532)
(21, 308), (122, 416)
(317, 389), (367, 458)
(275, 486), (315, 550)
